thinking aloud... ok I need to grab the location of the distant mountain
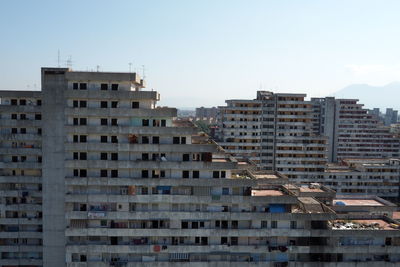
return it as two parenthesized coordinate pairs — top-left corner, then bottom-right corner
(333, 82), (400, 110)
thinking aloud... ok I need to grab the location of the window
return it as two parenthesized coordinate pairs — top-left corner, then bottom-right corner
(142, 136), (149, 144)
(111, 84), (119, 90)
(73, 100), (79, 107)
(73, 169), (79, 177)
(222, 188), (229, 195)
(221, 171), (226, 178)
(12, 156), (18, 162)
(111, 136), (118, 143)
(11, 114), (17, 120)
(79, 169), (87, 177)
(79, 135), (87, 143)
(20, 128), (26, 134)
(193, 171), (199, 178)
(182, 170), (189, 178)
(182, 154), (190, 161)
(173, 137), (180, 144)
(152, 136), (159, 144)
(181, 137), (186, 144)
(73, 135), (78, 143)
(271, 221), (277, 229)
(20, 156), (26, 162)
(79, 83), (87, 90)
(37, 128), (42, 135)
(132, 102), (139, 109)
(73, 118), (78, 125)
(290, 221), (297, 229)
(79, 101), (87, 108)
(261, 221), (268, 228)
(36, 99), (42, 106)
(111, 101), (118, 108)
(221, 237), (228, 245)
(79, 152), (87, 160)
(35, 114), (41, 120)
(100, 118), (108, 125)
(19, 99), (26, 105)
(111, 153), (118, 160)
(79, 118), (87, 125)
(100, 101), (108, 108)
(181, 222), (188, 229)
(20, 114), (26, 120)
(73, 152), (78, 160)
(100, 170), (108, 177)
(142, 170), (149, 178)
(73, 83), (79, 90)
(100, 83), (108, 90)
(111, 170), (118, 178)
(213, 171), (219, 178)
(161, 120), (166, 127)
(11, 128), (17, 134)
(100, 153), (107, 160)
(142, 153), (149, 161)
(37, 156), (42, 163)
(111, 118), (118, 126)
(11, 99), (18, 105)
(100, 136), (107, 143)
(142, 119), (149, 126)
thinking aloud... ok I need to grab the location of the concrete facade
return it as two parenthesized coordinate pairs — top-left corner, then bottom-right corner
(1, 69), (400, 266)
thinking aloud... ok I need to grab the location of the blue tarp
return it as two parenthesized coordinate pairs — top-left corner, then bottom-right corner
(269, 204), (285, 213)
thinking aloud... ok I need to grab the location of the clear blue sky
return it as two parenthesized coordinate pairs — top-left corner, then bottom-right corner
(1, 0), (400, 107)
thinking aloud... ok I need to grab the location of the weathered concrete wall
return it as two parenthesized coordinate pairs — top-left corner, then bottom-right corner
(41, 67), (68, 266)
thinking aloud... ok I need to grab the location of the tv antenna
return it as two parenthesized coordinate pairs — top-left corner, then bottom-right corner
(57, 49), (61, 67)
(128, 62), (133, 73)
(66, 56), (73, 68)
(142, 65), (146, 79)
(96, 65), (101, 72)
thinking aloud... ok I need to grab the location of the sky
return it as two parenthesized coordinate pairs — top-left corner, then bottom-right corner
(1, 0), (400, 108)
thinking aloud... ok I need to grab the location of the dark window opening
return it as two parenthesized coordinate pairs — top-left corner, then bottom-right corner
(152, 136), (159, 144)
(100, 101), (108, 108)
(132, 102), (139, 109)
(111, 84), (119, 90)
(111, 170), (118, 178)
(100, 83), (108, 90)
(142, 119), (149, 126)
(79, 83), (87, 90)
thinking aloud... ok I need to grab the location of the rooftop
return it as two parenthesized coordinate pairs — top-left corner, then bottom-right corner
(331, 219), (399, 230)
(333, 199), (384, 207)
(251, 189), (284, 196)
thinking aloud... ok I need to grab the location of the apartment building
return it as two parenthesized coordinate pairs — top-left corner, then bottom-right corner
(0, 91), (43, 266)
(1, 69), (400, 266)
(311, 97), (400, 162)
(324, 158), (400, 201)
(217, 91), (328, 183)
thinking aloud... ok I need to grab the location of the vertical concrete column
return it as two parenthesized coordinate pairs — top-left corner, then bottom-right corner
(41, 68), (68, 266)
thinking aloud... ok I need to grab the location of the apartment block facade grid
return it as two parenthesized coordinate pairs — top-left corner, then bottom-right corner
(1, 70), (400, 266)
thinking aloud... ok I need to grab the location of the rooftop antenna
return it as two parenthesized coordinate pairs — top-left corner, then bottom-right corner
(66, 55), (73, 68)
(128, 62), (133, 73)
(96, 65), (100, 72)
(57, 49), (61, 67)
(142, 65), (146, 79)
